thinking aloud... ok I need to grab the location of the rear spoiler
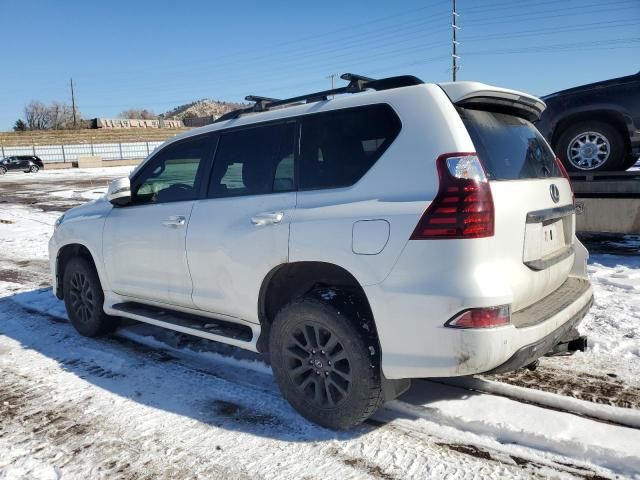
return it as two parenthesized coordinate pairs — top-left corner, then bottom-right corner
(438, 81), (546, 122)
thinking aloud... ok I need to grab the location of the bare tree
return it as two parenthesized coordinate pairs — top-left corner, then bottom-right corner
(119, 108), (157, 120)
(22, 100), (81, 130)
(49, 101), (76, 129)
(24, 100), (50, 130)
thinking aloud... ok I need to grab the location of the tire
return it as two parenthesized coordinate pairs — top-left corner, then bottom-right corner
(556, 121), (626, 172)
(269, 292), (383, 429)
(63, 256), (117, 337)
(0, 167), (6, 175)
(29, 165), (39, 173)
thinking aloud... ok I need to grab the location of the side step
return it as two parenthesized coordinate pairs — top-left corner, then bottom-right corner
(112, 302), (254, 343)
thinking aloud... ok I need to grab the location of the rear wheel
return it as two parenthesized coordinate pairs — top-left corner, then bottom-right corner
(557, 121), (626, 172)
(29, 165), (39, 173)
(269, 294), (383, 429)
(0, 166), (6, 175)
(63, 256), (117, 337)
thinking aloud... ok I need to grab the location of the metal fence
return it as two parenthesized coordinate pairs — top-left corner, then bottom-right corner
(0, 140), (164, 163)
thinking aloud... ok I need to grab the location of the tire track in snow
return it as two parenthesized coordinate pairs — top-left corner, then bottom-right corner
(1, 299), (550, 480)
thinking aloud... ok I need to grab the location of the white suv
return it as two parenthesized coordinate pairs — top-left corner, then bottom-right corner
(49, 74), (593, 429)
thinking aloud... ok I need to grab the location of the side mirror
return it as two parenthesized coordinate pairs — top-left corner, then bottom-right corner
(107, 177), (132, 206)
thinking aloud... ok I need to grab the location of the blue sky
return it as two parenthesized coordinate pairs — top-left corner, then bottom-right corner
(1, 0), (638, 130)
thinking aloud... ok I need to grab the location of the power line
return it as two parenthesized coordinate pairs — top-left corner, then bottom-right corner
(79, 36), (639, 112)
(462, 0), (637, 24)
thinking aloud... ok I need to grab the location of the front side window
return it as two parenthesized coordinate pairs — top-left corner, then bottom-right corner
(208, 122), (295, 197)
(299, 104), (401, 190)
(132, 135), (211, 204)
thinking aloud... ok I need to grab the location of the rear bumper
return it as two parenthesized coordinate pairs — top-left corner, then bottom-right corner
(367, 236), (594, 379)
(485, 294), (593, 374)
(371, 273), (594, 379)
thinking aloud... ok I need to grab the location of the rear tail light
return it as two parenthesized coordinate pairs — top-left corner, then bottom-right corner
(555, 156), (571, 183)
(410, 153), (494, 239)
(555, 156), (574, 202)
(445, 305), (511, 329)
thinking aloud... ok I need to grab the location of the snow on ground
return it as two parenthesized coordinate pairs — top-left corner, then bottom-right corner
(1, 167), (640, 479)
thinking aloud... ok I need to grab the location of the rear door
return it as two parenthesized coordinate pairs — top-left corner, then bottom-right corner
(458, 107), (575, 311)
(186, 121), (297, 323)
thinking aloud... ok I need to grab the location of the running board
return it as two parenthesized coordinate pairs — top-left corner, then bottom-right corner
(112, 302), (254, 344)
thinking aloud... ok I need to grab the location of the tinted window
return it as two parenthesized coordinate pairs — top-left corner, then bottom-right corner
(132, 135), (211, 204)
(208, 122), (295, 197)
(299, 104), (401, 190)
(459, 108), (561, 180)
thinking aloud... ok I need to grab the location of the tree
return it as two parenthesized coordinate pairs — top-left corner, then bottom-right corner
(49, 101), (76, 129)
(24, 100), (50, 130)
(22, 100), (81, 130)
(13, 119), (27, 131)
(119, 108), (157, 120)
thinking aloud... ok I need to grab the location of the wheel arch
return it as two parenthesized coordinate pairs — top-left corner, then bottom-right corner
(256, 261), (378, 352)
(551, 107), (631, 154)
(55, 243), (100, 299)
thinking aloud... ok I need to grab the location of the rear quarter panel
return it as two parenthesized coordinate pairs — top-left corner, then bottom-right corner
(289, 84), (474, 286)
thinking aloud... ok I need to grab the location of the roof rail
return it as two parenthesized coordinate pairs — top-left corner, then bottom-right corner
(214, 73), (423, 123)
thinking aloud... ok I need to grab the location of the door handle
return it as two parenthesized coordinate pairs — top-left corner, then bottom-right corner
(162, 215), (186, 228)
(251, 212), (284, 226)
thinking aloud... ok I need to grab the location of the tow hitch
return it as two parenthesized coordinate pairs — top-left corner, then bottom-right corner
(546, 335), (588, 357)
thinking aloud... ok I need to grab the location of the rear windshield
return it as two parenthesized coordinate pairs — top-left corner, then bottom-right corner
(459, 108), (561, 180)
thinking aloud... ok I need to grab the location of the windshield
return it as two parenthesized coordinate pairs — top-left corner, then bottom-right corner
(459, 108), (561, 180)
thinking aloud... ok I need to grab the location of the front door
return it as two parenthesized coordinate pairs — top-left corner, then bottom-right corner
(187, 122), (297, 323)
(103, 133), (214, 307)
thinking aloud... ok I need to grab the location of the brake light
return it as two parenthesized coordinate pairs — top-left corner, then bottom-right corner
(555, 156), (570, 182)
(410, 153), (494, 239)
(445, 305), (510, 329)
(555, 156), (574, 203)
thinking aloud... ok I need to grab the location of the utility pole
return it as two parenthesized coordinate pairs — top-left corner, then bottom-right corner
(70, 77), (77, 128)
(326, 73), (337, 99)
(452, 0), (460, 81)
(326, 73), (337, 90)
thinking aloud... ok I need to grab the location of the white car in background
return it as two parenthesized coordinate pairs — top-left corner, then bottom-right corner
(49, 73), (593, 429)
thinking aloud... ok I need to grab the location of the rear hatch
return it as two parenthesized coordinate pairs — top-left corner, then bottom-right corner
(441, 83), (575, 311)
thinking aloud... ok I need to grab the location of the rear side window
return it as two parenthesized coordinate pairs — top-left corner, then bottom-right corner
(299, 104), (401, 190)
(459, 108), (561, 180)
(208, 122), (295, 197)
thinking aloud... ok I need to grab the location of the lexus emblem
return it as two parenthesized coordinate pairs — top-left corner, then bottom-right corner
(549, 184), (560, 204)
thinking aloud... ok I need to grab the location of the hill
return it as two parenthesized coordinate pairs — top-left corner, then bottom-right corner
(161, 99), (247, 120)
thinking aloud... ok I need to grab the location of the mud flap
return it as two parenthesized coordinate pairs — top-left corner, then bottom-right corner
(382, 375), (411, 402)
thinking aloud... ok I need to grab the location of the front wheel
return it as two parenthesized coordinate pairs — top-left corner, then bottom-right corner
(63, 256), (117, 337)
(269, 295), (383, 429)
(556, 121), (626, 172)
(29, 165), (39, 173)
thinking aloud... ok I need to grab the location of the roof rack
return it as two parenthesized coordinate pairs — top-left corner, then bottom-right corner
(244, 95), (281, 112)
(214, 73), (423, 123)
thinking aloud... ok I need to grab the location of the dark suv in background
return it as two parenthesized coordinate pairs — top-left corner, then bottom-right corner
(0, 155), (44, 175)
(536, 71), (640, 172)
